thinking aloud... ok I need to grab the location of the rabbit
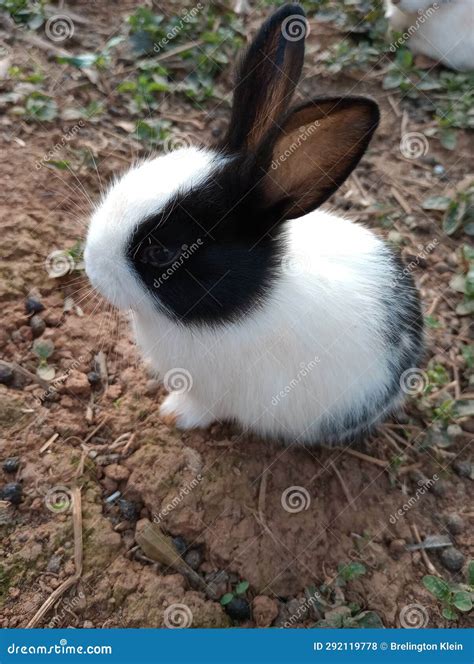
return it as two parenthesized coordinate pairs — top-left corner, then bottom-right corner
(385, 0), (474, 71)
(85, 4), (424, 446)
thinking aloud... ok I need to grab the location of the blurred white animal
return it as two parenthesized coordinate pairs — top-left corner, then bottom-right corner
(385, 0), (474, 71)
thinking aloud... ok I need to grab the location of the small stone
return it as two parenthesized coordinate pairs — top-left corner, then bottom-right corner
(0, 482), (22, 505)
(145, 379), (161, 396)
(447, 424), (463, 440)
(172, 536), (187, 556)
(87, 371), (101, 386)
(452, 460), (472, 479)
(439, 547), (465, 572)
(433, 164), (445, 176)
(104, 464), (130, 482)
(184, 549), (202, 570)
(434, 262), (450, 274)
(25, 297), (44, 314)
(446, 514), (464, 536)
(30, 315), (46, 338)
(205, 570), (228, 598)
(118, 498), (141, 522)
(46, 555), (63, 574)
(224, 597), (251, 622)
(431, 479), (449, 497)
(389, 539), (406, 557)
(252, 595), (279, 627)
(65, 370), (90, 397)
(0, 364), (14, 386)
(2, 457), (20, 473)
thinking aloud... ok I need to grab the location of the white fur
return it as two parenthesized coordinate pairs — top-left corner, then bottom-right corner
(385, 0), (474, 71)
(85, 147), (410, 444)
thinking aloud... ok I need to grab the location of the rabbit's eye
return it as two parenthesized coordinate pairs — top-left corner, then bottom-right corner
(139, 243), (180, 267)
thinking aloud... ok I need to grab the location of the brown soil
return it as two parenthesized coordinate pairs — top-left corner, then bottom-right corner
(0, 1), (472, 629)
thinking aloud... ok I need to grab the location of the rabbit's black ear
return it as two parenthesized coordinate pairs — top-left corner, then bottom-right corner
(223, 4), (306, 153)
(260, 96), (380, 220)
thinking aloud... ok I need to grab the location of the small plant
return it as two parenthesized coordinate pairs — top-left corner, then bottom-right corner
(423, 563), (474, 621)
(220, 579), (249, 608)
(32, 339), (55, 381)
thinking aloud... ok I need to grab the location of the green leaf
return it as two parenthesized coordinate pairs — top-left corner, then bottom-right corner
(453, 591), (473, 612)
(422, 575), (451, 602)
(443, 200), (465, 235)
(383, 72), (404, 90)
(338, 562), (367, 583)
(220, 593), (234, 606)
(424, 315), (442, 329)
(57, 53), (98, 68)
(440, 128), (457, 151)
(467, 560), (474, 586)
(235, 580), (249, 595)
(442, 606), (458, 621)
(422, 196), (451, 211)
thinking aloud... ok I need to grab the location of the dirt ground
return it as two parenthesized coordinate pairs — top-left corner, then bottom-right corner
(0, 1), (473, 629)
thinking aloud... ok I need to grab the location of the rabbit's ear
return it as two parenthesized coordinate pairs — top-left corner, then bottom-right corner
(260, 96), (379, 220)
(223, 4), (306, 153)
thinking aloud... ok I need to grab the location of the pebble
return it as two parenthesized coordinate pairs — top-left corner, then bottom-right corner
(224, 597), (251, 622)
(205, 570), (228, 598)
(434, 262), (450, 274)
(2, 457), (19, 473)
(439, 547), (465, 572)
(145, 379), (161, 396)
(446, 514), (464, 536)
(66, 371), (90, 397)
(0, 483), (23, 505)
(431, 479), (449, 497)
(46, 555), (63, 574)
(252, 595), (279, 627)
(87, 371), (101, 386)
(30, 315), (46, 338)
(452, 460), (472, 479)
(184, 549), (202, 570)
(0, 364), (14, 386)
(104, 464), (130, 482)
(118, 498), (141, 522)
(172, 536), (187, 556)
(447, 424), (463, 440)
(25, 297), (44, 314)
(433, 164), (445, 176)
(389, 539), (407, 557)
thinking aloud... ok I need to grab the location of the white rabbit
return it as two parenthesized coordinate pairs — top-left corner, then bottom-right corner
(386, 0), (474, 71)
(85, 4), (424, 446)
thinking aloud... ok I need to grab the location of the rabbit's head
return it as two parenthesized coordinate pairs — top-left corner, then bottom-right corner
(85, 4), (379, 324)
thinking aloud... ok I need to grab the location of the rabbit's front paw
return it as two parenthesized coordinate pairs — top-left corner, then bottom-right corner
(159, 392), (215, 430)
